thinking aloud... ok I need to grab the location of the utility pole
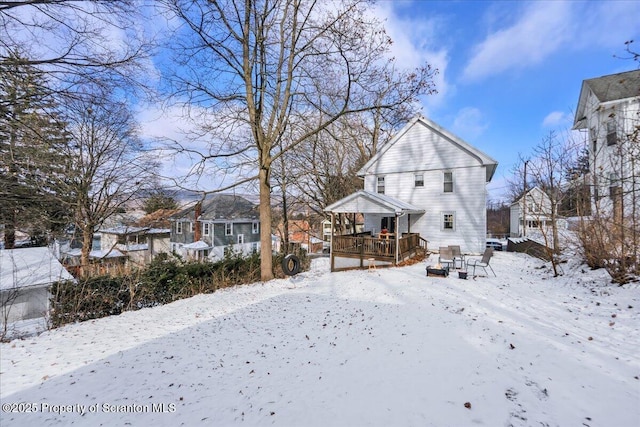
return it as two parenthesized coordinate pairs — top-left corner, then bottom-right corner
(523, 160), (529, 237)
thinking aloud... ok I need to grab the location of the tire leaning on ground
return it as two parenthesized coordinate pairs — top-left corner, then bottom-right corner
(282, 254), (300, 276)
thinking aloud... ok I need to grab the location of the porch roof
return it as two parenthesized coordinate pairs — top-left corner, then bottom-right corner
(324, 190), (425, 215)
(183, 240), (211, 250)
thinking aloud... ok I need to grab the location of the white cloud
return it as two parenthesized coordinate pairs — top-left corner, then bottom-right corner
(371, 2), (450, 106)
(462, 2), (574, 83)
(451, 107), (488, 141)
(542, 111), (571, 128)
(578, 1), (640, 49)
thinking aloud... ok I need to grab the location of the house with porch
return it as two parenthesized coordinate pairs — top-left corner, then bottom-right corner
(509, 187), (553, 237)
(169, 194), (260, 260)
(325, 115), (497, 271)
(98, 225), (171, 266)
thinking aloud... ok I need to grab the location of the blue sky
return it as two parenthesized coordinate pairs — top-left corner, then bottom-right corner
(371, 0), (640, 203)
(139, 0), (640, 202)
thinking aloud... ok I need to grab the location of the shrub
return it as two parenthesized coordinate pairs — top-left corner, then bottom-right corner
(50, 251), (292, 328)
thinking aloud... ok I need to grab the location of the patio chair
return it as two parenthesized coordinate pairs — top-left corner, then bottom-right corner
(449, 245), (465, 269)
(438, 246), (455, 270)
(466, 248), (496, 277)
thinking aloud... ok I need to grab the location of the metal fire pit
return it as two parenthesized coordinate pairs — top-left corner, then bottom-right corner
(426, 265), (449, 277)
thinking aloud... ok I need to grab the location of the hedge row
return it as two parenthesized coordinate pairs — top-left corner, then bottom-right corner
(50, 250), (308, 328)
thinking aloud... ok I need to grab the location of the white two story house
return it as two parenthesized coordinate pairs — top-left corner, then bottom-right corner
(573, 69), (640, 221)
(326, 115), (497, 259)
(509, 187), (568, 238)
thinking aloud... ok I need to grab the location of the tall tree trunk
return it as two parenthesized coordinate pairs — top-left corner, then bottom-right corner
(81, 225), (93, 268)
(5, 211), (16, 249)
(259, 168), (273, 281)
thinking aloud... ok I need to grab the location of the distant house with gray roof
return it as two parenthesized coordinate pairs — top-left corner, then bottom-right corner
(169, 194), (261, 260)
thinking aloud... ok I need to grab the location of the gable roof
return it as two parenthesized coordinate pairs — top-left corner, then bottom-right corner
(573, 69), (640, 129)
(171, 194), (259, 222)
(509, 186), (550, 207)
(358, 115), (498, 182)
(324, 190), (425, 215)
(1, 247), (75, 291)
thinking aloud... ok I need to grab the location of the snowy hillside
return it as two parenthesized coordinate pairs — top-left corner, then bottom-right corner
(1, 252), (638, 426)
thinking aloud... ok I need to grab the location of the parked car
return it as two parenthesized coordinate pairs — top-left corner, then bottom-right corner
(486, 239), (503, 251)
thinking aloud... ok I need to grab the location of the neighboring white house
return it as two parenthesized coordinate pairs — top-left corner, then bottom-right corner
(509, 187), (567, 238)
(573, 69), (640, 219)
(321, 215), (364, 242)
(327, 115), (498, 254)
(169, 194), (261, 260)
(98, 226), (171, 265)
(1, 247), (74, 329)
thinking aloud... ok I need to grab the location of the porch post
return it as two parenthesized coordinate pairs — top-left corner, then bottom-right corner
(395, 213), (400, 265)
(330, 212), (335, 272)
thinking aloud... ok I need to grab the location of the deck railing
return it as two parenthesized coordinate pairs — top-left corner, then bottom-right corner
(331, 232), (424, 269)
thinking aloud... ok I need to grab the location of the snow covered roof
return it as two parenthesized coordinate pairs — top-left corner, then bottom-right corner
(99, 226), (170, 236)
(1, 247), (75, 291)
(183, 241), (211, 250)
(324, 190), (424, 215)
(63, 248), (126, 259)
(99, 226), (150, 235)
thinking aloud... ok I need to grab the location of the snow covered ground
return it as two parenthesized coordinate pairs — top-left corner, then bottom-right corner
(1, 251), (638, 426)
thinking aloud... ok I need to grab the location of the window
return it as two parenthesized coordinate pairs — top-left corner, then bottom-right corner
(377, 176), (385, 194)
(203, 223), (211, 236)
(606, 119), (617, 146)
(609, 173), (620, 200)
(176, 222), (182, 234)
(225, 223), (233, 236)
(590, 127), (597, 154)
(443, 172), (453, 193)
(188, 222), (193, 233)
(251, 242), (259, 253)
(252, 222), (259, 234)
(442, 212), (455, 230)
(414, 173), (424, 187)
(237, 234), (244, 245)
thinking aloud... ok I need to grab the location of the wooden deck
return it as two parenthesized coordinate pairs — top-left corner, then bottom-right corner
(330, 233), (427, 271)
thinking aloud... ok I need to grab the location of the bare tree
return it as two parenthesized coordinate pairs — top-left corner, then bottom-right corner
(0, 0), (152, 98)
(509, 132), (580, 276)
(56, 88), (154, 268)
(159, 0), (436, 280)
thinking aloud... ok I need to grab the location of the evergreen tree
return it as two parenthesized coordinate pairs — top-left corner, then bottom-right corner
(0, 52), (72, 248)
